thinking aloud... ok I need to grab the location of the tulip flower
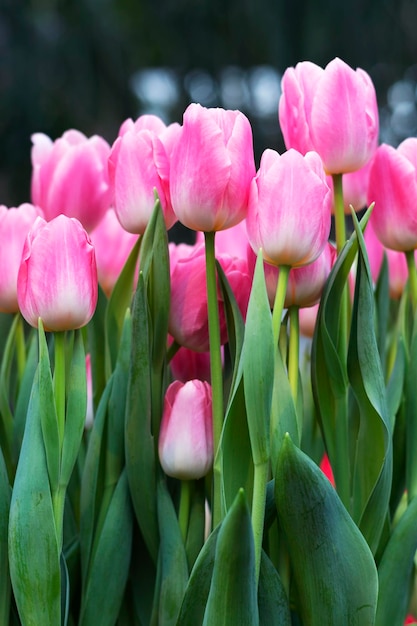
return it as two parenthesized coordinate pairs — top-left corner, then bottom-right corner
(169, 241), (251, 352)
(0, 203), (43, 313)
(31, 129), (112, 232)
(17, 215), (98, 331)
(158, 379), (213, 480)
(89, 207), (139, 297)
(108, 114), (178, 234)
(246, 148), (332, 268)
(368, 140), (417, 252)
(169, 342), (213, 383)
(279, 57), (379, 174)
(170, 103), (256, 232)
(264, 242), (337, 309)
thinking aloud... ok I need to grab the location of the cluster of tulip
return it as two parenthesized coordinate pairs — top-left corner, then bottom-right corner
(1, 56), (417, 625)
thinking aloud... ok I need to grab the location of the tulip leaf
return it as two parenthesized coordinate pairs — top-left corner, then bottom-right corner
(275, 434), (378, 626)
(348, 211), (392, 554)
(61, 329), (87, 487)
(0, 446), (11, 625)
(8, 360), (61, 626)
(258, 550), (291, 626)
(12, 331), (37, 460)
(242, 250), (274, 465)
(405, 317), (417, 499)
(376, 495), (417, 626)
(156, 476), (189, 626)
(125, 272), (159, 562)
(78, 469), (133, 626)
(203, 489), (259, 626)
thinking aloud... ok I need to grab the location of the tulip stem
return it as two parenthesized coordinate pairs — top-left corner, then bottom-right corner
(53, 331), (66, 452)
(272, 265), (290, 348)
(332, 173), (346, 254)
(179, 480), (192, 544)
(288, 306), (300, 412)
(204, 231), (224, 528)
(251, 460), (269, 585)
(405, 249), (417, 314)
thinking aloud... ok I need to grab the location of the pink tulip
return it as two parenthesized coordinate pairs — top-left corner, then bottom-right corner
(0, 203), (43, 313)
(169, 342), (212, 383)
(31, 130), (111, 232)
(17, 215), (98, 331)
(368, 140), (417, 252)
(299, 303), (320, 338)
(89, 208), (139, 297)
(109, 114), (177, 234)
(264, 242), (337, 309)
(158, 379), (213, 480)
(279, 57), (379, 174)
(364, 218), (410, 300)
(246, 148), (332, 267)
(169, 241), (251, 352)
(170, 103), (256, 231)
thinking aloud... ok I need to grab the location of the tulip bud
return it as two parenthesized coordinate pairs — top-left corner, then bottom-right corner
(170, 103), (256, 231)
(17, 215), (98, 331)
(31, 130), (112, 232)
(0, 203), (43, 313)
(158, 380), (213, 480)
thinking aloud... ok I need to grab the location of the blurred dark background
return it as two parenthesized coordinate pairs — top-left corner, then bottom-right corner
(2, 0), (417, 207)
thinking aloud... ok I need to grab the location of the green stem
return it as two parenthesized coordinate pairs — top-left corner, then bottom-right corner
(204, 231), (224, 528)
(178, 480), (192, 544)
(405, 249), (417, 314)
(272, 265), (290, 348)
(288, 306), (300, 406)
(332, 173), (346, 254)
(251, 460), (269, 585)
(53, 331), (66, 453)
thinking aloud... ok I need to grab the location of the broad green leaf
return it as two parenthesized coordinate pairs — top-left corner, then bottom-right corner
(203, 489), (259, 626)
(156, 476), (188, 626)
(376, 495), (417, 626)
(348, 212), (392, 554)
(8, 362), (61, 626)
(275, 434), (378, 626)
(258, 550), (291, 626)
(13, 331), (37, 462)
(0, 446), (10, 626)
(125, 272), (159, 562)
(243, 251), (274, 465)
(78, 469), (133, 626)
(405, 316), (417, 499)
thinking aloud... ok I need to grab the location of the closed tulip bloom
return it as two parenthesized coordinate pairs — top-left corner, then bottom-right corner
(89, 208), (139, 297)
(170, 103), (256, 231)
(279, 57), (379, 174)
(169, 242), (251, 352)
(31, 130), (111, 232)
(158, 379), (213, 480)
(368, 140), (417, 252)
(109, 115), (177, 234)
(17, 215), (98, 331)
(0, 203), (43, 313)
(246, 148), (332, 268)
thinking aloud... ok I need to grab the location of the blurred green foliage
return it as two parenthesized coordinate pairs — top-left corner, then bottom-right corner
(0, 0), (416, 205)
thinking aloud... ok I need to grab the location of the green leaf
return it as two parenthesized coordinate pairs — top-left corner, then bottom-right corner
(275, 434), (378, 626)
(376, 495), (417, 626)
(78, 469), (133, 626)
(258, 550), (291, 626)
(405, 317), (417, 499)
(156, 476), (189, 626)
(8, 361), (61, 626)
(242, 251), (274, 465)
(203, 489), (259, 626)
(348, 212), (392, 554)
(0, 446), (11, 626)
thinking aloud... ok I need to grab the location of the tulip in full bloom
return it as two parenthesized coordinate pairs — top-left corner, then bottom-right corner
(368, 139), (417, 252)
(279, 57), (379, 174)
(109, 114), (179, 234)
(0, 203), (43, 313)
(31, 129), (112, 232)
(246, 148), (332, 268)
(89, 207), (139, 297)
(158, 379), (213, 480)
(169, 241), (251, 352)
(17, 215), (98, 331)
(170, 103), (256, 231)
